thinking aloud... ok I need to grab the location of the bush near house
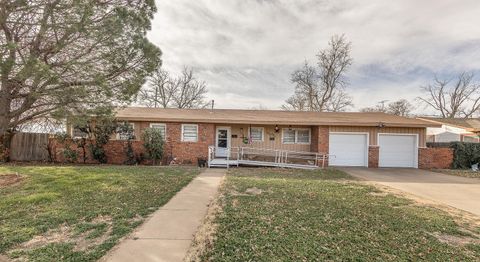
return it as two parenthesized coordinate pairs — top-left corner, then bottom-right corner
(142, 128), (165, 165)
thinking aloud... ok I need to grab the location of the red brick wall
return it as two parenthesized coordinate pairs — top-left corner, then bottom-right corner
(310, 126), (329, 153)
(310, 126), (319, 152)
(52, 122), (215, 165)
(418, 147), (454, 169)
(318, 126), (329, 154)
(368, 146), (379, 168)
(50, 139), (150, 165)
(310, 126), (329, 167)
(164, 123), (215, 165)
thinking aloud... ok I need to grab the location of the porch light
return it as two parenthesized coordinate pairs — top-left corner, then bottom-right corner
(378, 122), (385, 128)
(275, 125), (279, 133)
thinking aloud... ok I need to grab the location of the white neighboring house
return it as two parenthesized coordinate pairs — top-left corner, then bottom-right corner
(418, 117), (480, 143)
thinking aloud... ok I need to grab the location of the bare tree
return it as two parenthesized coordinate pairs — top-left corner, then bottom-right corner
(138, 67), (208, 109)
(361, 99), (414, 116)
(281, 89), (308, 111)
(360, 105), (387, 113)
(325, 90), (354, 112)
(387, 99), (414, 117)
(139, 68), (173, 108)
(172, 67), (209, 109)
(283, 35), (353, 112)
(418, 72), (480, 118)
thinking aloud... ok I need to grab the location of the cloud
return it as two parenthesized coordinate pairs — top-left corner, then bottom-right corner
(148, 0), (480, 111)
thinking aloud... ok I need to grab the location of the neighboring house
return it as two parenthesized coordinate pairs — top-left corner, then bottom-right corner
(68, 107), (443, 169)
(418, 117), (480, 143)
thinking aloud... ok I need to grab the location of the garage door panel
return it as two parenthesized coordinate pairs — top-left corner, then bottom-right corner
(379, 134), (417, 168)
(329, 133), (368, 167)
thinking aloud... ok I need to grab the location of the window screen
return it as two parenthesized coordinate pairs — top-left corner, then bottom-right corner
(182, 124), (198, 142)
(150, 123), (166, 140)
(250, 127), (264, 141)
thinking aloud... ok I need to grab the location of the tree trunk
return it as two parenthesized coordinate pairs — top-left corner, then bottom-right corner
(0, 89), (10, 135)
(0, 83), (13, 162)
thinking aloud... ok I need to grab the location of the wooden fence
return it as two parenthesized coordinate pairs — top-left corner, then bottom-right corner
(9, 132), (50, 161)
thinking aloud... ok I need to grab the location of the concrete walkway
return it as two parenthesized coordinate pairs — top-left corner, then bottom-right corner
(103, 169), (225, 262)
(342, 168), (480, 217)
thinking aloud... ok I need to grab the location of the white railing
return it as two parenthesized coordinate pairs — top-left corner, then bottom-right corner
(208, 146), (329, 168)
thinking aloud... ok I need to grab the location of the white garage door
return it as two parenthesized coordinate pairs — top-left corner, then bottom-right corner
(378, 134), (418, 168)
(329, 133), (368, 167)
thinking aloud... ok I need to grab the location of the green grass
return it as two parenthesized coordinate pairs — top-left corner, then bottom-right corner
(0, 165), (199, 261)
(203, 168), (480, 261)
(436, 169), (480, 178)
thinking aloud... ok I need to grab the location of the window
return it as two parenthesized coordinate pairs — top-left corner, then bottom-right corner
(249, 127), (264, 141)
(71, 126), (88, 139)
(150, 123), (166, 140)
(282, 128), (310, 144)
(182, 124), (198, 142)
(117, 122), (135, 140)
(282, 129), (296, 144)
(297, 129), (310, 143)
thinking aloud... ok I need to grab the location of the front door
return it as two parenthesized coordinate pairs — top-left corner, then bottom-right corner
(216, 127), (230, 157)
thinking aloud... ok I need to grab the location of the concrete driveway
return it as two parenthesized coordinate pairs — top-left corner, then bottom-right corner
(342, 168), (480, 217)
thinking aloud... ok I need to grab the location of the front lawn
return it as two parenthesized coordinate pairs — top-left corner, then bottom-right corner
(201, 168), (480, 261)
(436, 169), (480, 179)
(0, 165), (199, 261)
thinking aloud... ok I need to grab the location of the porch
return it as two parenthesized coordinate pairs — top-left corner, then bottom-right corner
(207, 146), (329, 169)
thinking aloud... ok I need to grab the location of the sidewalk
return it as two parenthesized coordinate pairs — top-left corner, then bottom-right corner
(103, 168), (225, 262)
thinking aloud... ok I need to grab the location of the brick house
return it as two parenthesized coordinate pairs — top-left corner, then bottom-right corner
(67, 107), (451, 169)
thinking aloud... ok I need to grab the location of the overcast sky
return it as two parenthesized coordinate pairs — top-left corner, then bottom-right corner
(147, 0), (480, 112)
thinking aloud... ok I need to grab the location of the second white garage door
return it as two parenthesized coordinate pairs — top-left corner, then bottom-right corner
(329, 133), (368, 167)
(378, 134), (418, 168)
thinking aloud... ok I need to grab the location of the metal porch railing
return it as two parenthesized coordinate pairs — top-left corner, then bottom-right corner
(208, 146), (330, 169)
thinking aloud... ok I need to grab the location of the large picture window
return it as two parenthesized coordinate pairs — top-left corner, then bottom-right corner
(282, 128), (311, 144)
(182, 124), (198, 142)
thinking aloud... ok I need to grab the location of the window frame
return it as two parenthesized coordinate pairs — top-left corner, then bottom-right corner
(149, 123), (167, 140)
(248, 127), (264, 142)
(181, 124), (198, 142)
(70, 125), (88, 139)
(281, 128), (296, 144)
(281, 128), (311, 145)
(295, 128), (311, 144)
(116, 122), (135, 140)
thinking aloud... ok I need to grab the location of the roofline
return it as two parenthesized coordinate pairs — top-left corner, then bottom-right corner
(116, 116), (436, 128)
(417, 117), (474, 130)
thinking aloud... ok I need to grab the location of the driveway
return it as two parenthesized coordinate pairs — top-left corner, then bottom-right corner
(342, 168), (480, 217)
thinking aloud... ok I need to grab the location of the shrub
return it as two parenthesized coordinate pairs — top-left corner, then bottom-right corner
(89, 118), (117, 163)
(63, 148), (78, 163)
(117, 122), (138, 165)
(142, 128), (164, 165)
(54, 133), (78, 163)
(450, 142), (480, 169)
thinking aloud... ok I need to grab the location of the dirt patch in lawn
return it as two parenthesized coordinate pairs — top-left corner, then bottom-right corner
(430, 232), (480, 246)
(0, 174), (22, 188)
(13, 215), (114, 255)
